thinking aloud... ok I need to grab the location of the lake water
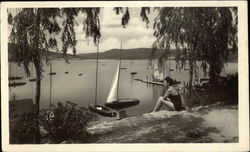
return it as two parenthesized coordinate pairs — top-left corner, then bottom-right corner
(8, 59), (238, 118)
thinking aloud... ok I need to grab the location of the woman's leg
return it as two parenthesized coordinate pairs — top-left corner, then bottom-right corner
(153, 97), (163, 112)
(161, 99), (175, 111)
(153, 97), (175, 112)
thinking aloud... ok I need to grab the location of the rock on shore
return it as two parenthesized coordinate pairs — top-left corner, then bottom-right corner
(87, 105), (238, 143)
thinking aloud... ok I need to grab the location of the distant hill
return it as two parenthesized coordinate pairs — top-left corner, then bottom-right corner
(42, 50), (83, 59)
(8, 43), (237, 62)
(78, 48), (238, 62)
(8, 43), (84, 61)
(78, 48), (175, 59)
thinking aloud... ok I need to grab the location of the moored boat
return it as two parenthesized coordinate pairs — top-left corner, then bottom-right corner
(9, 81), (26, 87)
(9, 76), (23, 80)
(89, 105), (116, 117)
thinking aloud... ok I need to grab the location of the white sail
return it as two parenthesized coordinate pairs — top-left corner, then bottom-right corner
(159, 70), (164, 80)
(153, 63), (159, 79)
(106, 63), (120, 103)
(153, 63), (164, 81)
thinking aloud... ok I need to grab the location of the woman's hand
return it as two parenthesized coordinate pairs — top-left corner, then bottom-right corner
(185, 107), (192, 112)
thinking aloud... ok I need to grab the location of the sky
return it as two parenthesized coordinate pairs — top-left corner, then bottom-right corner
(8, 8), (157, 54)
(73, 8), (157, 54)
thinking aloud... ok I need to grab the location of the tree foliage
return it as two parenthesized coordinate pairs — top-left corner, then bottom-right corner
(152, 7), (238, 84)
(8, 8), (101, 74)
(113, 7), (150, 28)
(8, 7), (102, 143)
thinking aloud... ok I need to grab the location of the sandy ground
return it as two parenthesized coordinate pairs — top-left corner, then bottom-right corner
(87, 105), (238, 143)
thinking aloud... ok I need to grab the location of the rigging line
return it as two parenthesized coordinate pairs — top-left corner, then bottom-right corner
(117, 42), (122, 98)
(94, 39), (99, 106)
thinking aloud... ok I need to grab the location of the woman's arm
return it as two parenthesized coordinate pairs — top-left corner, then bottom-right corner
(162, 89), (171, 100)
(181, 94), (192, 111)
(179, 86), (192, 111)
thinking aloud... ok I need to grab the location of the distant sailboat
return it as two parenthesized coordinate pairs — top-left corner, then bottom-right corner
(153, 63), (164, 82)
(130, 60), (137, 75)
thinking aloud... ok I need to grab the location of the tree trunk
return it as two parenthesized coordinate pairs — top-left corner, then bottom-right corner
(188, 46), (194, 88)
(34, 61), (41, 144)
(209, 61), (218, 86)
(189, 60), (193, 88)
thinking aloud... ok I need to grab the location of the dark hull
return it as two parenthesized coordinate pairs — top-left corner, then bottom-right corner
(9, 76), (23, 80)
(9, 82), (26, 87)
(48, 72), (56, 75)
(105, 99), (140, 110)
(130, 72), (137, 75)
(29, 78), (37, 82)
(89, 105), (116, 117)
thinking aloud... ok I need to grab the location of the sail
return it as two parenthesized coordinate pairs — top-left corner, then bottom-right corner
(106, 63), (120, 103)
(153, 63), (164, 81)
(153, 63), (159, 79)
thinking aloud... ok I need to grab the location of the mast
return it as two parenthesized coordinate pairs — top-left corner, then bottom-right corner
(49, 59), (52, 105)
(117, 42), (122, 98)
(168, 50), (171, 77)
(94, 39), (99, 105)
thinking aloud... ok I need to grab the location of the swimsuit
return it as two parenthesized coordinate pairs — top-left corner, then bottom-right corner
(168, 94), (184, 111)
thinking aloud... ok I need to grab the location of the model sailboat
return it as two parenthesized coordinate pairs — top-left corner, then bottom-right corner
(105, 62), (140, 110)
(89, 43), (140, 117)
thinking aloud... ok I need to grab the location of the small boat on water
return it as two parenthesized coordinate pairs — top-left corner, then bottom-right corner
(78, 73), (83, 76)
(89, 43), (140, 117)
(89, 105), (116, 117)
(130, 72), (137, 75)
(9, 81), (26, 87)
(130, 60), (137, 75)
(105, 98), (140, 110)
(105, 63), (140, 110)
(65, 71), (69, 74)
(48, 72), (56, 75)
(120, 67), (127, 70)
(29, 78), (37, 82)
(9, 76), (23, 80)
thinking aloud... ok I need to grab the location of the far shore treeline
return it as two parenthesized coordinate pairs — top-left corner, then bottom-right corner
(8, 43), (237, 62)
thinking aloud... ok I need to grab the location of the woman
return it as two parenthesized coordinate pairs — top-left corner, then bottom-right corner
(153, 77), (188, 112)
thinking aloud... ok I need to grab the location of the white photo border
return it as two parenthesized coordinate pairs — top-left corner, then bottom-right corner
(1, 1), (249, 152)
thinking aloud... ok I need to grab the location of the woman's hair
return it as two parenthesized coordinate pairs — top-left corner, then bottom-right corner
(164, 76), (174, 85)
